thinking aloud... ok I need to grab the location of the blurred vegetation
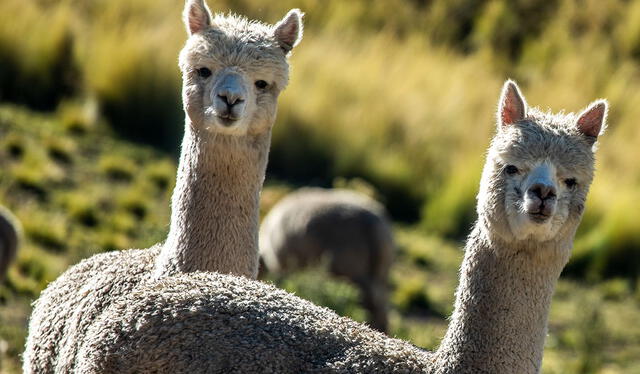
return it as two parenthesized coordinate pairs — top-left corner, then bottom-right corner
(1, 0), (640, 372)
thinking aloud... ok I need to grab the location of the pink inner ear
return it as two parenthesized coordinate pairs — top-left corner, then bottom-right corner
(278, 22), (296, 42)
(500, 89), (525, 125)
(577, 104), (605, 138)
(274, 11), (301, 52)
(187, 3), (210, 35)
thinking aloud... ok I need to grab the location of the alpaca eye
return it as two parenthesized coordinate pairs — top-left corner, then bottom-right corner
(255, 80), (268, 89)
(197, 67), (212, 78)
(564, 178), (577, 188)
(505, 165), (519, 175)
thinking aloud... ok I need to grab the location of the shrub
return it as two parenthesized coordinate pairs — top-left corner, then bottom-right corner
(99, 155), (137, 182)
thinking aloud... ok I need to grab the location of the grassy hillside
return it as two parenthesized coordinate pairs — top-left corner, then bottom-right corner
(0, 104), (176, 371)
(1, 0), (640, 372)
(2, 0), (639, 276)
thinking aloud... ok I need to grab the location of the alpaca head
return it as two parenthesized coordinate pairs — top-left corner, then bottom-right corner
(478, 80), (607, 246)
(179, 0), (302, 136)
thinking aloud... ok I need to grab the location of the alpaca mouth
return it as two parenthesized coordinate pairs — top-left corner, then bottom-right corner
(528, 211), (550, 223)
(215, 114), (238, 127)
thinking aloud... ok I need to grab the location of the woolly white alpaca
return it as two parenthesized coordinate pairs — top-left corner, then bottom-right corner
(75, 81), (608, 373)
(0, 206), (20, 281)
(22, 1), (303, 372)
(259, 187), (395, 332)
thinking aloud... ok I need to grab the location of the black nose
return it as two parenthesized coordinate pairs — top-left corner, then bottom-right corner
(528, 183), (556, 201)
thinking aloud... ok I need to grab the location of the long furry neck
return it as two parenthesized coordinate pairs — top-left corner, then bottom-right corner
(434, 221), (571, 374)
(153, 122), (270, 279)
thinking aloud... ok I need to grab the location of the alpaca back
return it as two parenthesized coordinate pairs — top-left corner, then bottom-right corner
(260, 188), (394, 280)
(76, 272), (431, 373)
(23, 246), (159, 373)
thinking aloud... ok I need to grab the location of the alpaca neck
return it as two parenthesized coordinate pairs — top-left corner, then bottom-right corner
(434, 222), (571, 374)
(153, 123), (270, 279)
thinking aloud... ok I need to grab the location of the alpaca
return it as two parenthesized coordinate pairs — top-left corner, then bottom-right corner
(0, 206), (20, 281)
(75, 80), (608, 373)
(259, 187), (395, 332)
(22, 1), (303, 372)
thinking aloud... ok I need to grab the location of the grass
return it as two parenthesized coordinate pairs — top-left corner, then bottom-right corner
(0, 104), (173, 281)
(0, 104), (175, 370)
(1, 0), (640, 372)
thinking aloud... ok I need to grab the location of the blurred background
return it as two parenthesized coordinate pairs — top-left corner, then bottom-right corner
(0, 0), (639, 372)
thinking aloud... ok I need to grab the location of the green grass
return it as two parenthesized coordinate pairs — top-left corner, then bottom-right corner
(0, 104), (174, 286)
(0, 104), (174, 369)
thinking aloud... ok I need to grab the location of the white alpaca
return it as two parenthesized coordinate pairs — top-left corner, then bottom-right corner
(75, 81), (608, 373)
(22, 1), (303, 372)
(0, 206), (20, 282)
(259, 187), (395, 332)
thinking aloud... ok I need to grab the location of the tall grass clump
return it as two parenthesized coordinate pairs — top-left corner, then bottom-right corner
(0, 0), (80, 110)
(80, 0), (184, 151)
(84, 33), (182, 151)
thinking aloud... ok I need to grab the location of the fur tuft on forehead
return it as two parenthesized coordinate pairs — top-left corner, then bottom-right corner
(499, 108), (592, 143)
(210, 13), (280, 48)
(496, 107), (603, 147)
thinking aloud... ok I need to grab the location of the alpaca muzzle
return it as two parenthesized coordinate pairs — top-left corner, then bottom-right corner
(523, 165), (557, 223)
(212, 72), (247, 126)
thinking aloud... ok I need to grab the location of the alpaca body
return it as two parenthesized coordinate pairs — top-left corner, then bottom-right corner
(260, 187), (394, 332)
(23, 2), (303, 371)
(74, 81), (608, 373)
(25, 129), (267, 372)
(23, 127), (267, 373)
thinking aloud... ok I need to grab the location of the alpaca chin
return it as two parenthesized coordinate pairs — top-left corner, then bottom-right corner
(507, 210), (563, 242)
(203, 110), (250, 136)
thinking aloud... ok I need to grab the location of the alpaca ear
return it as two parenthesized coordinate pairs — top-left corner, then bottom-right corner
(184, 0), (213, 35)
(273, 9), (303, 54)
(576, 100), (607, 143)
(497, 80), (527, 129)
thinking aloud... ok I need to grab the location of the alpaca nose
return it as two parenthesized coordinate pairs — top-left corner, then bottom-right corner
(216, 73), (246, 108)
(527, 182), (556, 201)
(218, 89), (244, 107)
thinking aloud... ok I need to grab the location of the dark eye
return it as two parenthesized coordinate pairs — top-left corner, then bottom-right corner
(255, 80), (268, 89)
(505, 165), (519, 175)
(564, 178), (577, 188)
(197, 67), (211, 78)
